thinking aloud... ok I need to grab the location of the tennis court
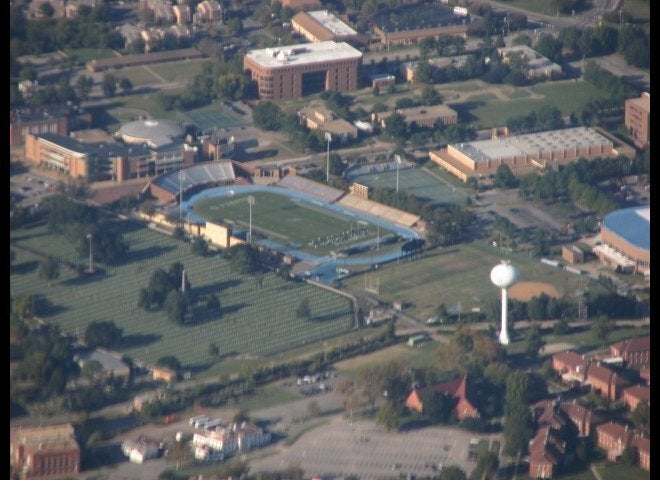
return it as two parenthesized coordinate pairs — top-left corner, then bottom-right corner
(351, 167), (467, 205)
(183, 108), (242, 131)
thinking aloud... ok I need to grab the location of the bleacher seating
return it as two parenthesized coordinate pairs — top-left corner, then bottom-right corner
(278, 175), (344, 204)
(152, 162), (236, 195)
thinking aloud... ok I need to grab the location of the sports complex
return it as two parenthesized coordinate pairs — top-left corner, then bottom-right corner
(150, 162), (424, 284)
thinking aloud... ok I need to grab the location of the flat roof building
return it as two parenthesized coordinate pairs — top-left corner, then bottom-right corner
(594, 207), (649, 277)
(244, 41), (362, 100)
(624, 92), (650, 149)
(373, 104), (458, 129)
(429, 126), (635, 182)
(497, 45), (562, 79)
(291, 10), (359, 43)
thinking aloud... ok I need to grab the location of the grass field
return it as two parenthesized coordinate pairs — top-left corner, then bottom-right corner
(192, 191), (396, 255)
(350, 167), (467, 206)
(10, 220), (355, 372)
(182, 108), (242, 131)
(342, 241), (600, 321)
(112, 66), (164, 87)
(595, 462), (649, 480)
(147, 59), (213, 83)
(63, 48), (116, 63)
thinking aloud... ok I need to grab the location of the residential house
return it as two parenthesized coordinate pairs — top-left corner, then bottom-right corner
(609, 336), (650, 366)
(140, 0), (175, 24)
(196, 0), (223, 23)
(10, 423), (81, 480)
(631, 435), (650, 471)
(622, 385), (650, 411)
(405, 376), (479, 420)
(585, 363), (628, 402)
(551, 351), (589, 384)
(596, 422), (634, 461)
(172, 4), (191, 24)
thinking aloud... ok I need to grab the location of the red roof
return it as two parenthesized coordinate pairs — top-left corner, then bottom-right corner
(611, 336), (650, 355)
(405, 376), (479, 418)
(586, 363), (627, 386)
(623, 385), (650, 402)
(597, 422), (634, 442)
(632, 436), (650, 454)
(552, 351), (588, 370)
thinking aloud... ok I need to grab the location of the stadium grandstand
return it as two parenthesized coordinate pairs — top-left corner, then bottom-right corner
(337, 194), (421, 228)
(149, 162), (236, 202)
(278, 174), (345, 204)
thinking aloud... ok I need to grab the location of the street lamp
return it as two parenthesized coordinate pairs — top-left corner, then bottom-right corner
(394, 154), (401, 193)
(247, 195), (255, 244)
(324, 132), (332, 184)
(86, 233), (93, 273)
(178, 169), (184, 223)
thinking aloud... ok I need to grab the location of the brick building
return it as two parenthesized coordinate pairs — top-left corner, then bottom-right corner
(551, 351), (589, 384)
(622, 385), (650, 411)
(196, 0), (223, 23)
(631, 436), (650, 471)
(596, 422), (634, 461)
(405, 376), (479, 420)
(609, 336), (650, 366)
(279, 0), (322, 12)
(373, 104), (458, 129)
(585, 363), (628, 402)
(291, 10), (360, 43)
(624, 92), (650, 148)
(10, 105), (91, 148)
(10, 424), (81, 480)
(244, 41), (362, 100)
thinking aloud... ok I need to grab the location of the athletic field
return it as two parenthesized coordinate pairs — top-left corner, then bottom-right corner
(350, 167), (467, 205)
(192, 191), (398, 256)
(10, 220), (355, 372)
(183, 108), (242, 131)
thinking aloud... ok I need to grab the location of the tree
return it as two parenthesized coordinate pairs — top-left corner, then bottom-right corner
(592, 315), (613, 344)
(437, 465), (468, 480)
(553, 316), (570, 335)
(534, 33), (563, 63)
(81, 359), (104, 384)
(165, 290), (187, 325)
(38, 256), (60, 285)
(503, 403), (534, 457)
(295, 298), (311, 320)
(208, 342), (219, 358)
(39, 2), (55, 17)
(84, 320), (123, 349)
(383, 112), (408, 142)
(102, 73), (117, 97)
(75, 75), (94, 101)
(420, 85), (442, 105)
(376, 401), (400, 431)
(631, 400), (649, 436)
(524, 324), (545, 360)
(156, 355), (181, 372)
(119, 77), (133, 95)
(191, 237), (209, 256)
(471, 447), (499, 480)
(252, 102), (284, 131)
(422, 389), (456, 424)
(493, 164), (518, 188)
(206, 293), (220, 314)
(621, 444), (638, 466)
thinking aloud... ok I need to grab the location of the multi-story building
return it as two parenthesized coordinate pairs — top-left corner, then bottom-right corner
(624, 92), (650, 148)
(140, 0), (175, 24)
(291, 10), (360, 43)
(631, 436), (650, 471)
(405, 376), (479, 420)
(551, 351), (589, 384)
(609, 336), (650, 366)
(496, 45), (562, 79)
(10, 424), (81, 480)
(558, 401), (603, 437)
(244, 41), (362, 100)
(585, 363), (628, 402)
(596, 422), (634, 461)
(172, 4), (191, 24)
(280, 0), (322, 12)
(10, 105), (92, 148)
(622, 385), (650, 411)
(196, 0), (223, 22)
(191, 422), (270, 461)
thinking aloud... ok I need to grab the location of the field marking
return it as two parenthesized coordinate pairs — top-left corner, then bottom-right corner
(142, 65), (166, 83)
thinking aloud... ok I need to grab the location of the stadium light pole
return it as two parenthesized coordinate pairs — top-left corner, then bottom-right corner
(325, 132), (332, 184)
(178, 169), (184, 223)
(86, 233), (93, 273)
(247, 195), (255, 244)
(394, 154), (401, 193)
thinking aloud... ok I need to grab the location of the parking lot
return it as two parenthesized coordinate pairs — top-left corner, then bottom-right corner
(249, 415), (497, 479)
(10, 172), (58, 207)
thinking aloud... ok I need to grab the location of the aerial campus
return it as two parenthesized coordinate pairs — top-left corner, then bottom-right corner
(9, 1), (650, 480)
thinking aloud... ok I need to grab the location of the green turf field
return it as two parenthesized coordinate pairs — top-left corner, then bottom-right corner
(183, 107), (242, 131)
(63, 48), (116, 63)
(192, 191), (398, 255)
(350, 167), (467, 205)
(147, 59), (213, 83)
(10, 220), (355, 371)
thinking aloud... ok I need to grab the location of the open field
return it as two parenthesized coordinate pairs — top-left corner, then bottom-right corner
(508, 281), (560, 301)
(10, 220), (355, 372)
(147, 58), (213, 83)
(111, 66), (164, 87)
(63, 48), (116, 63)
(595, 462), (649, 480)
(193, 191), (396, 256)
(349, 167), (467, 206)
(342, 242), (600, 321)
(181, 107), (242, 131)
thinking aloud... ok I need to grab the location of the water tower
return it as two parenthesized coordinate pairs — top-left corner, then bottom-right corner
(490, 260), (520, 345)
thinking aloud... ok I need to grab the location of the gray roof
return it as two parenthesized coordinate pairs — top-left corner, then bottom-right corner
(119, 119), (186, 148)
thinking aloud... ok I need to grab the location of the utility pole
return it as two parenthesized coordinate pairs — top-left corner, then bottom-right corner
(178, 169), (184, 223)
(394, 154), (401, 193)
(247, 195), (255, 244)
(86, 233), (93, 273)
(325, 132), (332, 184)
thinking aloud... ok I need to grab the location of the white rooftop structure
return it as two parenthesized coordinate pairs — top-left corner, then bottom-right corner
(452, 127), (613, 165)
(245, 41), (362, 68)
(307, 10), (357, 36)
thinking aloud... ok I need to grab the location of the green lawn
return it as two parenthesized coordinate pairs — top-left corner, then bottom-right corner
(595, 462), (649, 480)
(490, 0), (569, 16)
(112, 66), (163, 87)
(63, 48), (116, 63)
(192, 191), (397, 256)
(342, 241), (597, 321)
(147, 59), (213, 83)
(10, 220), (355, 372)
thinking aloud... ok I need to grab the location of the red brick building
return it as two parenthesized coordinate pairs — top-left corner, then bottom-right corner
(10, 105), (91, 148)
(609, 336), (650, 366)
(596, 422), (634, 461)
(10, 423), (81, 480)
(551, 351), (589, 383)
(558, 401), (603, 437)
(585, 363), (628, 402)
(244, 41), (362, 100)
(622, 385), (650, 411)
(624, 92), (650, 149)
(528, 426), (565, 479)
(405, 376), (479, 420)
(631, 436), (650, 471)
